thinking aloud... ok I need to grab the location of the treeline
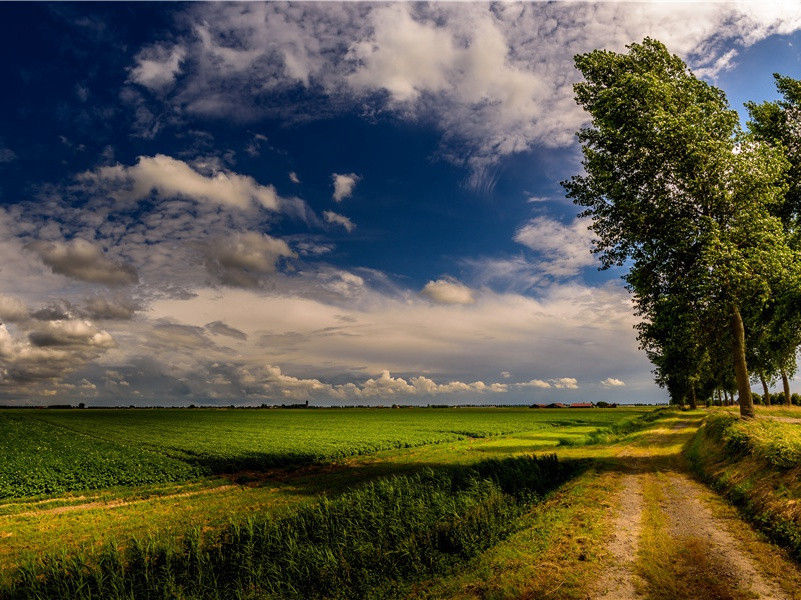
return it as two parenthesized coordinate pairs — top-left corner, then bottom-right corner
(564, 38), (801, 417)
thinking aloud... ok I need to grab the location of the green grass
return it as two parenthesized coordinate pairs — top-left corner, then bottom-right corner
(2, 455), (581, 600)
(705, 411), (801, 468)
(0, 407), (652, 500)
(686, 411), (801, 561)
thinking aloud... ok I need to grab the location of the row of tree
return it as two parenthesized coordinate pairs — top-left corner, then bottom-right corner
(563, 39), (801, 418)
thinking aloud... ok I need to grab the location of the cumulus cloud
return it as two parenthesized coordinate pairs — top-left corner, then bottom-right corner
(0, 322), (115, 390)
(601, 377), (626, 387)
(323, 210), (356, 232)
(332, 173), (360, 202)
(518, 378), (551, 389)
(202, 232), (295, 288)
(205, 320), (248, 340)
(25, 239), (138, 286)
(124, 2), (801, 177)
(129, 44), (186, 91)
(514, 217), (595, 277)
(551, 377), (579, 390)
(420, 278), (475, 305)
(81, 154), (304, 215)
(28, 320), (115, 349)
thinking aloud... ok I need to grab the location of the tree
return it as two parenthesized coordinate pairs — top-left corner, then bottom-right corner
(562, 38), (796, 419)
(747, 75), (801, 405)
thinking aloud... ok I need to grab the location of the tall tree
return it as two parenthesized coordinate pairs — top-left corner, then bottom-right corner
(563, 39), (795, 419)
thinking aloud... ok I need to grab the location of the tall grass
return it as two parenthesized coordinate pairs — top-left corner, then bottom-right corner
(3, 454), (580, 600)
(705, 413), (801, 468)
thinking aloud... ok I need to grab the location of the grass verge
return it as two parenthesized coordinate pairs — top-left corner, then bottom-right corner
(686, 413), (801, 561)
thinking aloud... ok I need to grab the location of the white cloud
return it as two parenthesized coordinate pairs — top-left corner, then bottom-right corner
(421, 278), (475, 305)
(514, 217), (595, 277)
(601, 377), (626, 387)
(519, 379), (551, 389)
(81, 154), (303, 215)
(332, 172), (360, 202)
(551, 377), (579, 390)
(125, 2), (801, 176)
(203, 232), (295, 288)
(289, 171), (300, 184)
(323, 210), (356, 233)
(25, 239), (138, 286)
(129, 44), (186, 91)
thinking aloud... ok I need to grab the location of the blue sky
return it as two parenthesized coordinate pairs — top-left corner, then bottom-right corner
(0, 2), (799, 406)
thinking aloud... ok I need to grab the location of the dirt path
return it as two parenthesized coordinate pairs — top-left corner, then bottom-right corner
(592, 416), (797, 600)
(595, 474), (644, 600)
(661, 472), (788, 600)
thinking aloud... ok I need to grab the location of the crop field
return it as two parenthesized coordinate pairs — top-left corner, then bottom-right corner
(0, 406), (652, 500)
(5, 406), (801, 600)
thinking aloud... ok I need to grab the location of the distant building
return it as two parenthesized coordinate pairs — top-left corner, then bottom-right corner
(544, 403), (567, 408)
(570, 402), (593, 408)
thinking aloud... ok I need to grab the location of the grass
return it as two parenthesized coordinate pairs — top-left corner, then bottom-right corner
(1, 455), (581, 600)
(686, 410), (801, 560)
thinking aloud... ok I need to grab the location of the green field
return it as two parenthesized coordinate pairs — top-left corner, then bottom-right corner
(0, 407), (652, 499)
(4, 406), (801, 600)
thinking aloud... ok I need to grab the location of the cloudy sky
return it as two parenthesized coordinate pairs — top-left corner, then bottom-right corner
(1, 2), (800, 406)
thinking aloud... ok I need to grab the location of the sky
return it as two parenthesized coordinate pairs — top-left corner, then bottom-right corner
(0, 2), (800, 406)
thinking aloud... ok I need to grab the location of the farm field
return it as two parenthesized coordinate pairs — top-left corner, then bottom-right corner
(3, 405), (801, 599)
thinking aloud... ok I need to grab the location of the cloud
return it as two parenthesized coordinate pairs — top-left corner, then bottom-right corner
(150, 322), (214, 350)
(0, 295), (29, 323)
(514, 217), (595, 277)
(28, 320), (114, 349)
(332, 173), (360, 202)
(420, 278), (475, 305)
(129, 44), (186, 91)
(202, 232), (295, 288)
(518, 378), (551, 389)
(25, 239), (138, 286)
(81, 154), (303, 214)
(601, 377), (626, 387)
(289, 171), (300, 184)
(323, 210), (356, 233)
(205, 320), (247, 340)
(0, 322), (115, 390)
(82, 295), (139, 320)
(124, 2), (801, 176)
(551, 377), (578, 390)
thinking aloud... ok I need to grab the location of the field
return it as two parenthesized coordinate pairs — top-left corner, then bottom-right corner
(0, 407), (653, 499)
(3, 405), (801, 599)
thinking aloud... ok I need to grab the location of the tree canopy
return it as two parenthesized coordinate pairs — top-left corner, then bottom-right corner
(563, 38), (801, 418)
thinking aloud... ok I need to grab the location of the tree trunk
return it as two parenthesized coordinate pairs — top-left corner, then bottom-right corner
(760, 373), (770, 407)
(781, 368), (791, 406)
(730, 305), (754, 418)
(689, 384), (697, 409)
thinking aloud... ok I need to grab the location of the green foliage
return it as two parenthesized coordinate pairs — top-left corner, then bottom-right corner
(1, 455), (580, 600)
(0, 408), (641, 500)
(562, 38), (801, 414)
